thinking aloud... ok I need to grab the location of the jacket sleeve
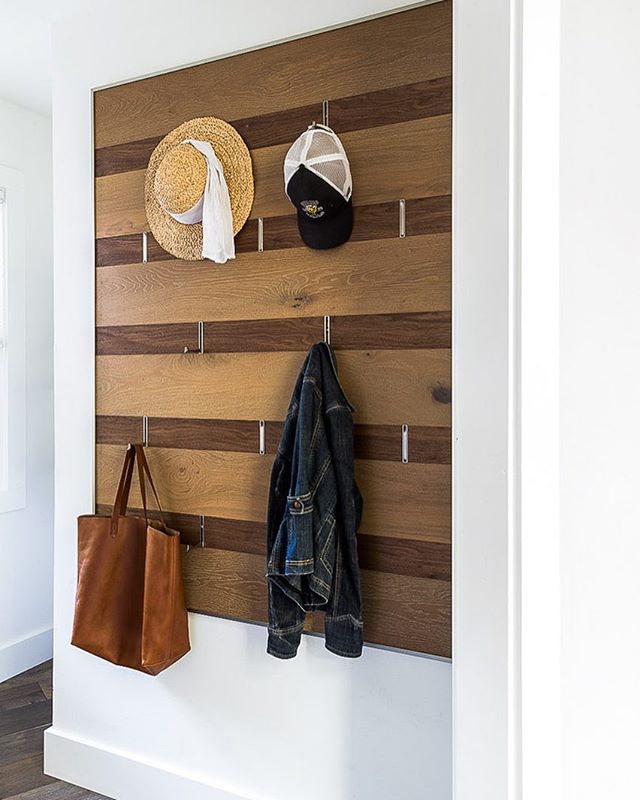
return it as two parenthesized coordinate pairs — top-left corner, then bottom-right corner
(323, 405), (364, 658)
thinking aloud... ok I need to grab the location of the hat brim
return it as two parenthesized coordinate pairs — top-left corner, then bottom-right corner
(144, 117), (254, 261)
(295, 199), (353, 250)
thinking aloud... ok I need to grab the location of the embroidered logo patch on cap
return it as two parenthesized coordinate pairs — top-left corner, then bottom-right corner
(300, 200), (325, 219)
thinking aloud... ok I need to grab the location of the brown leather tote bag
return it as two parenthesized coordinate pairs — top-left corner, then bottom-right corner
(71, 444), (190, 674)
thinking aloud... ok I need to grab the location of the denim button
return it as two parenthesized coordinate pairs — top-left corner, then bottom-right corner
(292, 500), (302, 511)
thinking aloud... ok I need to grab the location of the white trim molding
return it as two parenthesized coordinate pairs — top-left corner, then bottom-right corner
(0, 626), (53, 683)
(44, 729), (251, 800)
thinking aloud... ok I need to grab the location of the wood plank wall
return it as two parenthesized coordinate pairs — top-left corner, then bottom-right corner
(93, 1), (452, 658)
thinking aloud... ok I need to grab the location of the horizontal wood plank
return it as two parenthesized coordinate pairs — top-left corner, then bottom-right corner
(96, 415), (450, 464)
(95, 350), (452, 426)
(95, 77), (452, 177)
(96, 444), (451, 542)
(95, 195), (451, 266)
(183, 548), (450, 656)
(96, 311), (451, 355)
(94, 3), (452, 148)
(94, 117), (451, 238)
(96, 503), (450, 581)
(96, 234), (451, 326)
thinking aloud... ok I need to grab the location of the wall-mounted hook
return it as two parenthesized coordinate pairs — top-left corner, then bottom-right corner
(259, 420), (266, 455)
(142, 231), (148, 263)
(183, 320), (204, 354)
(199, 514), (205, 548)
(323, 315), (331, 345)
(257, 217), (264, 253)
(184, 543), (191, 553)
(401, 423), (409, 464)
(399, 199), (406, 239)
(322, 99), (330, 127)
(142, 416), (149, 448)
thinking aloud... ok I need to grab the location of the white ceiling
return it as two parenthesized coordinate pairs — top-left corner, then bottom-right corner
(0, 0), (91, 115)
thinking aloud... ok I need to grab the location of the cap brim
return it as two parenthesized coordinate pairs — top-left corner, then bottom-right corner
(295, 199), (353, 250)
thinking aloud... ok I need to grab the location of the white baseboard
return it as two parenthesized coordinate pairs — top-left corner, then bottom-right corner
(44, 728), (251, 800)
(0, 626), (53, 683)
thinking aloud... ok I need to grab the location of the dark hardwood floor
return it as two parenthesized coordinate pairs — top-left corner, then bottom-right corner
(0, 661), (110, 799)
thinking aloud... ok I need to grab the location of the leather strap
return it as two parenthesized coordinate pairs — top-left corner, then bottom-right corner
(133, 444), (167, 529)
(110, 445), (136, 537)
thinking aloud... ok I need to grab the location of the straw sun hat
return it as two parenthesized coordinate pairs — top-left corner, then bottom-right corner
(144, 117), (254, 261)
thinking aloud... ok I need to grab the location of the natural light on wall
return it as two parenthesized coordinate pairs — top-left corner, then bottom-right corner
(0, 164), (26, 513)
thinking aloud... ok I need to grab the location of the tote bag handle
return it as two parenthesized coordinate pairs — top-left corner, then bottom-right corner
(133, 444), (167, 530)
(109, 445), (136, 537)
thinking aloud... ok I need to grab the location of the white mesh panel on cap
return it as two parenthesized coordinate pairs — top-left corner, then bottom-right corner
(284, 125), (352, 200)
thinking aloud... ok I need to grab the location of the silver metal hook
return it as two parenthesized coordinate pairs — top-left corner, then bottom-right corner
(401, 424), (409, 464)
(183, 321), (205, 354)
(323, 315), (331, 345)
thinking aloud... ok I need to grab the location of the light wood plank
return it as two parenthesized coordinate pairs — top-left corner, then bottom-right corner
(96, 234), (451, 327)
(95, 350), (451, 426)
(94, 117), (451, 238)
(94, 3), (452, 148)
(96, 445), (451, 542)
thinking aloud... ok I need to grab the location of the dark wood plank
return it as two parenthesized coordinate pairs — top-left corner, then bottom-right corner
(358, 535), (450, 581)
(150, 417), (258, 453)
(95, 503), (447, 580)
(5, 662), (52, 689)
(96, 311), (451, 355)
(331, 311), (451, 350)
(0, 753), (57, 797)
(0, 726), (47, 769)
(354, 424), (451, 465)
(94, 195), (451, 266)
(96, 323), (198, 356)
(95, 415), (142, 446)
(95, 416), (450, 464)
(95, 135), (163, 178)
(95, 504), (201, 546)
(0, 699), (52, 738)
(0, 682), (46, 712)
(95, 233), (141, 268)
(6, 781), (111, 799)
(94, 78), (452, 177)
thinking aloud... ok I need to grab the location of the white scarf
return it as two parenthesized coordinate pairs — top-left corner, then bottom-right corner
(167, 139), (235, 264)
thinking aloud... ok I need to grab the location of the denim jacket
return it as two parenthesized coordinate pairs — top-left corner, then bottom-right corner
(266, 342), (363, 658)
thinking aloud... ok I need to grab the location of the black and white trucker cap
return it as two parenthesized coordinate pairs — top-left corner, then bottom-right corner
(284, 124), (353, 250)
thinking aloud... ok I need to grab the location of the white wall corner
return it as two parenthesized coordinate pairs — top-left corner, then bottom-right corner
(0, 626), (53, 683)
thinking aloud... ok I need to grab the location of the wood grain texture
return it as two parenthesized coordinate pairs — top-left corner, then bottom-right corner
(96, 234), (451, 327)
(183, 549), (451, 657)
(94, 116), (451, 238)
(96, 322), (199, 355)
(95, 350), (452, 426)
(95, 196), (451, 266)
(96, 502), (450, 580)
(0, 662), (110, 799)
(95, 77), (452, 177)
(95, 445), (451, 543)
(93, 3), (452, 148)
(96, 312), (451, 355)
(96, 416), (450, 464)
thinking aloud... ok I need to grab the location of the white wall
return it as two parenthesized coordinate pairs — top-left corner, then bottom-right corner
(0, 97), (54, 682)
(45, 3), (452, 800)
(559, 2), (640, 797)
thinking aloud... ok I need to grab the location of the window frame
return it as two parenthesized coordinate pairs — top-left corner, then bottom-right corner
(0, 163), (26, 514)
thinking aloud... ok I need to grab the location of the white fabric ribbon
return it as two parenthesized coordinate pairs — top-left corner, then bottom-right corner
(167, 139), (235, 264)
